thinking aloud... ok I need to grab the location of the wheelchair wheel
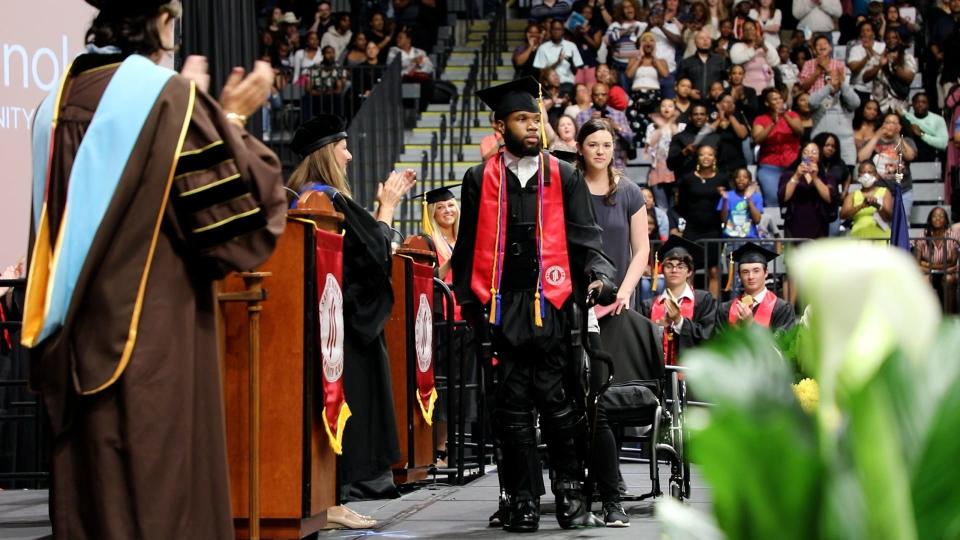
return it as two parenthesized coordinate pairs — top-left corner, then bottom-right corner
(671, 373), (691, 499)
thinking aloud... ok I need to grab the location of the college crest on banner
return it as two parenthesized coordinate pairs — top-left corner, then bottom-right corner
(411, 261), (437, 424)
(315, 228), (351, 454)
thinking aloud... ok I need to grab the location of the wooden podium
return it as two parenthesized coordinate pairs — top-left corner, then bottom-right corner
(219, 192), (343, 539)
(385, 237), (437, 484)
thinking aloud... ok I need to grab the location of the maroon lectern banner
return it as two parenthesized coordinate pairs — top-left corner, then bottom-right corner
(314, 228), (350, 454)
(410, 260), (437, 425)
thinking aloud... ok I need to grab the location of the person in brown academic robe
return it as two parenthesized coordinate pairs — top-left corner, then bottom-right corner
(21, 2), (286, 538)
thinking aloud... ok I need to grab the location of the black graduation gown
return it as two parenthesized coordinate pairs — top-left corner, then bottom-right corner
(450, 156), (615, 348)
(597, 310), (664, 384)
(328, 192), (402, 485)
(717, 294), (796, 332)
(640, 289), (718, 352)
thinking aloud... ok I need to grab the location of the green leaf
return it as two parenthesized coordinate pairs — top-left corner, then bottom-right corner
(846, 379), (917, 540)
(910, 319), (960, 540)
(684, 327), (823, 540)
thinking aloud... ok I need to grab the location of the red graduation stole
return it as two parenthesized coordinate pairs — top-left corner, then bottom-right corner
(650, 293), (695, 366)
(471, 151), (571, 326)
(727, 290), (777, 327)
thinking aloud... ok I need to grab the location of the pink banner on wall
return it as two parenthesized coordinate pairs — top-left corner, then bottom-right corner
(0, 2), (97, 268)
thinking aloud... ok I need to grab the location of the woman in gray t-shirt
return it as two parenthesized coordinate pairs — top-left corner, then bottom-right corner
(577, 119), (650, 314)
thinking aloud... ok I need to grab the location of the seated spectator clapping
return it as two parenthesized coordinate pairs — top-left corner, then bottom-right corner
(913, 207), (959, 313)
(873, 29), (916, 114)
(778, 141), (840, 240)
(729, 21), (779, 94)
(841, 160), (893, 239)
(900, 93), (948, 163)
(388, 29), (434, 81)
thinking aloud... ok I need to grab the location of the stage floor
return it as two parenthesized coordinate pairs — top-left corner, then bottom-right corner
(321, 461), (711, 539)
(0, 462), (711, 539)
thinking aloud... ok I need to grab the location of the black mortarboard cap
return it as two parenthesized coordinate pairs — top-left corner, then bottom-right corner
(424, 187), (455, 204)
(731, 242), (779, 265)
(410, 184), (462, 201)
(290, 114), (349, 159)
(657, 235), (703, 269)
(551, 149), (579, 164)
(475, 77), (541, 119)
(85, 0), (171, 14)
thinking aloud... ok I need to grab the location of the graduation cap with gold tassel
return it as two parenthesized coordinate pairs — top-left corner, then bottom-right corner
(655, 235), (704, 292)
(409, 185), (462, 237)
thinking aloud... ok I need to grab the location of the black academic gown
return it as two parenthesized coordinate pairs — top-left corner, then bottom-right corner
(640, 289), (718, 353)
(717, 292), (796, 332)
(596, 310), (664, 384)
(325, 191), (402, 486)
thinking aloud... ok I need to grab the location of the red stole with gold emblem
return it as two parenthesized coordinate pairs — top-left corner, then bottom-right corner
(650, 294), (695, 365)
(727, 290), (777, 327)
(315, 227), (351, 455)
(470, 151), (572, 326)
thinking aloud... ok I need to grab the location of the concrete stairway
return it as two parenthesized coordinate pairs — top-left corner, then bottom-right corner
(393, 17), (527, 233)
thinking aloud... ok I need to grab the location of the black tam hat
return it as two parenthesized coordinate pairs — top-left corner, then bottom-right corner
(731, 242), (779, 265)
(291, 114), (349, 159)
(85, 0), (172, 14)
(550, 149), (579, 164)
(424, 187), (455, 204)
(657, 235), (703, 269)
(475, 77), (541, 120)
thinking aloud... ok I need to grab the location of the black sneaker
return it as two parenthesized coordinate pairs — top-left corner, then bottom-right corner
(603, 501), (630, 528)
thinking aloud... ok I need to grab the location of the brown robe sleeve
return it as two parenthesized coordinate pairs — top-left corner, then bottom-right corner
(167, 89), (286, 277)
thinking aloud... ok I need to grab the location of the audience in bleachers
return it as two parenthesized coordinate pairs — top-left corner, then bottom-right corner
(255, 0), (960, 311)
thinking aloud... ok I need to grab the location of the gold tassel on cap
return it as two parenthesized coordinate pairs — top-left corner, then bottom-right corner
(724, 250), (735, 292)
(422, 199), (433, 237)
(651, 252), (660, 291)
(534, 290), (543, 327)
(537, 82), (548, 149)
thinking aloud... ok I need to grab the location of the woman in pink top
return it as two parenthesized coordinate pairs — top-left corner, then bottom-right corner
(752, 87), (803, 207)
(729, 21), (779, 94)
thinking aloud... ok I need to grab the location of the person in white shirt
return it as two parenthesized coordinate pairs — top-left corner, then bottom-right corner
(293, 31), (323, 83)
(533, 19), (584, 86)
(749, 0), (782, 48)
(387, 29), (434, 78)
(792, 0), (843, 34)
(873, 28), (917, 114)
(320, 13), (353, 59)
(847, 20), (886, 105)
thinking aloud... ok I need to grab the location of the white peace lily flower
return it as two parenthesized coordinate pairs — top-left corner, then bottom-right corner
(790, 240), (940, 397)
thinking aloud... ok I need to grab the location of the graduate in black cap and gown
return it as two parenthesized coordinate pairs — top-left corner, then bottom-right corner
(21, 1), (288, 538)
(717, 242), (796, 331)
(288, 114), (416, 524)
(640, 235), (718, 366)
(450, 77), (618, 532)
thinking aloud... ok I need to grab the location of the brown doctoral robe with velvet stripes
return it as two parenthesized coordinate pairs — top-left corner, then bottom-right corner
(27, 53), (287, 540)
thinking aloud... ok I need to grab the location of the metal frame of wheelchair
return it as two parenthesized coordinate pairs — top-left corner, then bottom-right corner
(613, 365), (692, 502)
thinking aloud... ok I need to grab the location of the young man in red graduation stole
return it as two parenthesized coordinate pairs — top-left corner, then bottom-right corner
(717, 242), (796, 331)
(641, 236), (718, 365)
(450, 77), (617, 533)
